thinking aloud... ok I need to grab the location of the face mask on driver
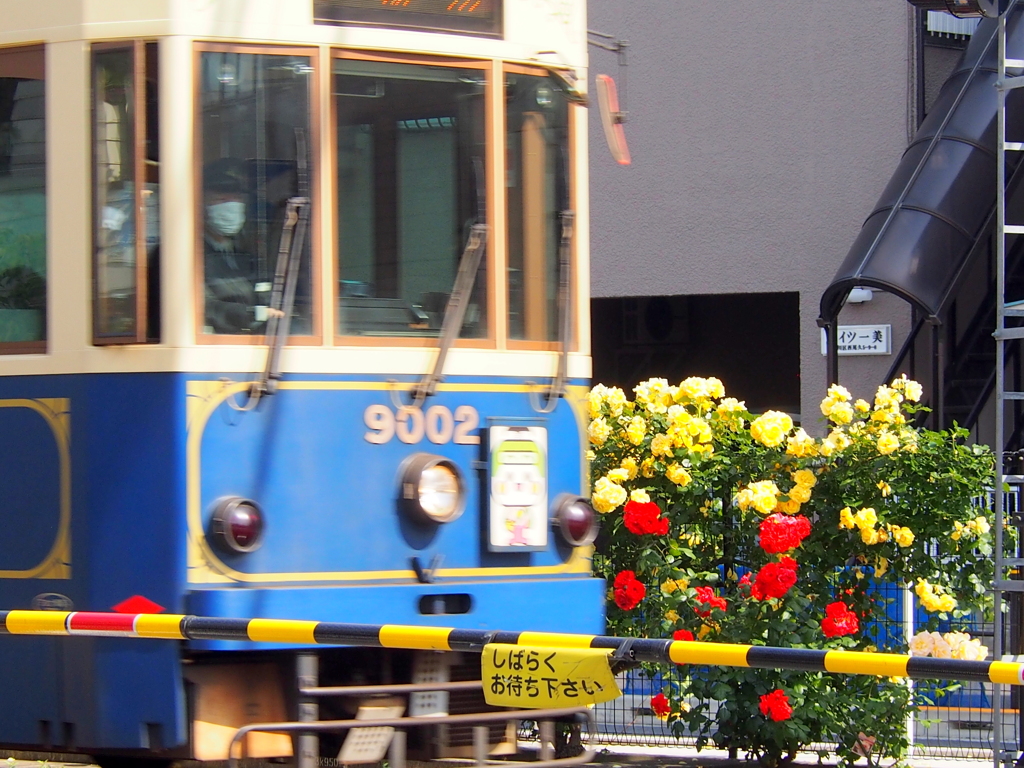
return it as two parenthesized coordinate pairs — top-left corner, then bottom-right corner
(206, 201), (246, 236)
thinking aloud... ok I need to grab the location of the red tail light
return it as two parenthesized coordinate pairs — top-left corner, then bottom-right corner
(552, 494), (599, 547)
(211, 497), (265, 553)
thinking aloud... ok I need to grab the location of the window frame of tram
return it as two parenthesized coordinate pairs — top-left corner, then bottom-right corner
(91, 40), (160, 345)
(0, 45), (47, 355)
(331, 52), (492, 346)
(504, 64), (574, 349)
(194, 43), (320, 343)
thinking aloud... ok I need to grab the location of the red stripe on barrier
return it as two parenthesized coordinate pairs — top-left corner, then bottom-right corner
(67, 612), (138, 635)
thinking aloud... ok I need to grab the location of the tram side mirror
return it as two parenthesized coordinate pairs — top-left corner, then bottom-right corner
(596, 74), (630, 166)
(904, 0), (1004, 18)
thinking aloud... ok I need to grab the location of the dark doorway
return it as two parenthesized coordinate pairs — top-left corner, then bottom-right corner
(591, 292), (800, 414)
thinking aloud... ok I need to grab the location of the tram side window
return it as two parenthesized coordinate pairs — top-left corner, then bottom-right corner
(198, 50), (314, 337)
(0, 47), (46, 354)
(92, 43), (160, 344)
(334, 58), (487, 339)
(506, 72), (569, 343)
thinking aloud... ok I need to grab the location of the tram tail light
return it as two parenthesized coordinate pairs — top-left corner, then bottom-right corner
(552, 494), (599, 547)
(399, 454), (466, 524)
(211, 497), (265, 553)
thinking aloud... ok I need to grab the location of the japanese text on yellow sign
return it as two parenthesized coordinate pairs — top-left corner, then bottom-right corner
(481, 644), (621, 708)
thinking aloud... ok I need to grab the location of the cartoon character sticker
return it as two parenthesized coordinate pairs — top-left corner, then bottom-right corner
(489, 426), (548, 549)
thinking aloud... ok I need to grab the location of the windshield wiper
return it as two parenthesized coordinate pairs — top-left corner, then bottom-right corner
(408, 222), (488, 407)
(531, 209), (574, 413)
(229, 129), (310, 411)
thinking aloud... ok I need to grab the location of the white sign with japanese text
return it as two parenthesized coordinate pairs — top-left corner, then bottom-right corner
(820, 325), (892, 356)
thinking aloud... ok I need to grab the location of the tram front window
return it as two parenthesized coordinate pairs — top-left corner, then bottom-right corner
(334, 57), (487, 338)
(0, 46), (46, 354)
(506, 71), (570, 343)
(198, 49), (315, 337)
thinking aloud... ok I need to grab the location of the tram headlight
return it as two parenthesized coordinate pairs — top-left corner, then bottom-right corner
(210, 496), (265, 553)
(552, 494), (599, 547)
(399, 454), (465, 524)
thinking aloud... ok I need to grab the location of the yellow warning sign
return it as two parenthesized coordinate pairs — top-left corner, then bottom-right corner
(481, 644), (621, 709)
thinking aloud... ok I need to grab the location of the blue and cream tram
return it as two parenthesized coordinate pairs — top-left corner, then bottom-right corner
(0, 0), (600, 761)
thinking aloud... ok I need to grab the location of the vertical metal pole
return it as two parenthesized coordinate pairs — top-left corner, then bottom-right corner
(828, 319), (840, 386)
(995, 11), (1008, 768)
(389, 729), (407, 768)
(297, 653), (319, 768)
(473, 725), (489, 766)
(933, 321), (945, 430)
(904, 586), (916, 754)
(539, 720), (554, 762)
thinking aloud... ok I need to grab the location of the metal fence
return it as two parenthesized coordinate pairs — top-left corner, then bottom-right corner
(587, 582), (1012, 760)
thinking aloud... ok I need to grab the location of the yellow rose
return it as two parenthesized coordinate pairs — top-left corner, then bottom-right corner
(877, 480), (891, 497)
(736, 480), (780, 515)
(827, 384), (852, 402)
(974, 516), (991, 534)
(853, 507), (877, 529)
(828, 401), (854, 425)
(789, 484), (812, 504)
(630, 488), (651, 504)
(606, 387), (627, 417)
(903, 379), (923, 402)
(588, 417), (612, 446)
(664, 609), (680, 623)
(877, 432), (899, 455)
(775, 499), (802, 515)
(750, 411), (793, 448)
(839, 506), (856, 530)
(666, 464), (692, 487)
(588, 385), (606, 419)
(875, 556), (889, 578)
(641, 458), (656, 478)
(621, 457), (639, 479)
(591, 477), (626, 514)
(625, 416), (646, 446)
(892, 526), (914, 548)
(634, 378), (672, 414)
(874, 385), (903, 409)
(661, 579), (679, 594)
(854, 399), (870, 413)
(861, 526), (880, 545)
(607, 468), (629, 483)
(717, 397), (745, 413)
(786, 428), (818, 458)
(791, 469), (817, 488)
(827, 430), (852, 450)
(651, 433), (674, 457)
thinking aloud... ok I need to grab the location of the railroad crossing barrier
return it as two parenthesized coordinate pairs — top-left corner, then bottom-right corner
(1, 609), (1020, 686)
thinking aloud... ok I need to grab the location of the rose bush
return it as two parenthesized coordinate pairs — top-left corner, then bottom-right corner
(588, 376), (995, 766)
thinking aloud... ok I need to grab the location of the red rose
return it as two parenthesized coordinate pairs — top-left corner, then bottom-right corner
(673, 629), (695, 641)
(650, 692), (671, 718)
(821, 601), (859, 638)
(752, 557), (798, 600)
(613, 570), (646, 610)
(759, 689), (793, 722)
(759, 513), (812, 554)
(693, 585), (727, 617)
(623, 500), (670, 536)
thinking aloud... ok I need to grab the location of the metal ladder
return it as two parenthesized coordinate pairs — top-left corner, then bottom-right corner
(994, 4), (1024, 766)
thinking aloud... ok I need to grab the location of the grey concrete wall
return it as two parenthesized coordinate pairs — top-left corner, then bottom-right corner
(588, 0), (915, 423)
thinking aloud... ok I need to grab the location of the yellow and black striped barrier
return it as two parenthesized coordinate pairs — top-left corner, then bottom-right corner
(0, 610), (1019, 686)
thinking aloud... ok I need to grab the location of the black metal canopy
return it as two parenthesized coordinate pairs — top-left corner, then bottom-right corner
(819, 13), (1024, 327)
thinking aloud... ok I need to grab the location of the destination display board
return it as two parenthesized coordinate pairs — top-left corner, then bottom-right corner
(314, 0), (501, 36)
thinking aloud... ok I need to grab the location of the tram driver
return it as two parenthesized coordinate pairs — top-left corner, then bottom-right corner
(202, 158), (257, 334)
